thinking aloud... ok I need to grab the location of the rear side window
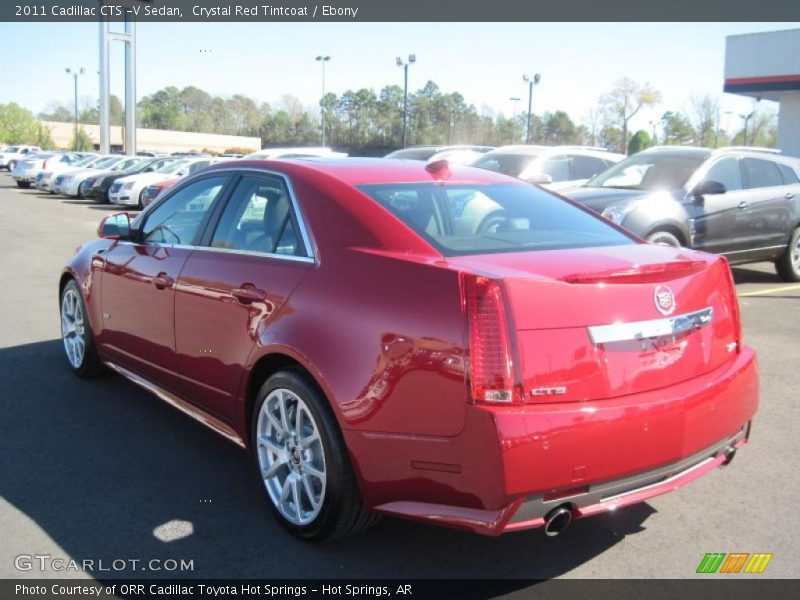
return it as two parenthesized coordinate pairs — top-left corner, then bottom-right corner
(704, 157), (743, 191)
(778, 163), (800, 184)
(742, 158), (783, 189)
(210, 176), (304, 257)
(359, 183), (634, 256)
(472, 153), (536, 177)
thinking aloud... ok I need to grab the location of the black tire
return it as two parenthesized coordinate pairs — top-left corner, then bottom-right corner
(646, 230), (682, 247)
(251, 370), (379, 541)
(77, 180), (88, 199)
(137, 189), (145, 210)
(7, 161), (16, 172)
(60, 280), (103, 378)
(16, 181), (31, 189)
(775, 227), (800, 282)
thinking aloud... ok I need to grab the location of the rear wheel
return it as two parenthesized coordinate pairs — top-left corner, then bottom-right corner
(7, 161), (16, 172)
(60, 280), (103, 377)
(775, 227), (800, 282)
(252, 371), (379, 540)
(646, 230), (682, 247)
(16, 181), (30, 189)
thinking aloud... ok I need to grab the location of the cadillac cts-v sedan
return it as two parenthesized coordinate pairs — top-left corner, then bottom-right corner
(60, 158), (758, 540)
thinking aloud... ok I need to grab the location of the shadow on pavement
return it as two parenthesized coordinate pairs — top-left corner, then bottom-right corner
(0, 339), (654, 582)
(731, 265), (783, 284)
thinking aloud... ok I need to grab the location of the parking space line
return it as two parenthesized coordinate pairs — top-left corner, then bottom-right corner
(738, 284), (800, 297)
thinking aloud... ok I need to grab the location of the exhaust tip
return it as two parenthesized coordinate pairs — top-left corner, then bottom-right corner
(544, 506), (573, 537)
(722, 446), (737, 466)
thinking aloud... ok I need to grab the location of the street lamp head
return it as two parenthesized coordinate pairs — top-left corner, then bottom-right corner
(316, 55), (331, 62)
(79, 67), (85, 75)
(408, 54), (416, 64)
(396, 57), (403, 66)
(534, 73), (541, 84)
(65, 68), (71, 74)
(510, 96), (520, 101)
(522, 74), (529, 82)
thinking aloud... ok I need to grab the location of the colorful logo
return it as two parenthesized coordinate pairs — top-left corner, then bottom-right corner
(653, 284), (676, 316)
(696, 552), (773, 574)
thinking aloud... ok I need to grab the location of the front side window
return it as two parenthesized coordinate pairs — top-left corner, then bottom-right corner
(742, 157), (783, 189)
(210, 176), (304, 256)
(571, 155), (609, 180)
(703, 157), (742, 192)
(540, 155), (571, 182)
(472, 153), (536, 177)
(360, 182), (634, 256)
(140, 176), (227, 245)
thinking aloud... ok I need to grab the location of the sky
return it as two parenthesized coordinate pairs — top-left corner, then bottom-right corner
(1, 21), (798, 136)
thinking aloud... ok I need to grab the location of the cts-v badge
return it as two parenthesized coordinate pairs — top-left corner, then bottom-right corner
(654, 284), (676, 316)
(531, 386), (567, 396)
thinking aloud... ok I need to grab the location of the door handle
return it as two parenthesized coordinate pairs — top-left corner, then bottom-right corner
(737, 201), (749, 210)
(786, 192), (796, 200)
(232, 284), (267, 304)
(153, 272), (175, 290)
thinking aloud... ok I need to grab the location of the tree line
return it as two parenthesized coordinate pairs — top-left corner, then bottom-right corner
(2, 77), (778, 155)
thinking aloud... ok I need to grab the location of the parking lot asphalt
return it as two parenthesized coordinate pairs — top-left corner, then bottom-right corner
(0, 170), (798, 581)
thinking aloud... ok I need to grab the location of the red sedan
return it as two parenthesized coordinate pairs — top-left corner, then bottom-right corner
(59, 158), (758, 540)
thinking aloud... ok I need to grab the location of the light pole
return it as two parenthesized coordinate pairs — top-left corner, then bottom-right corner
(65, 67), (85, 148)
(522, 73), (541, 144)
(315, 55), (331, 147)
(396, 54), (416, 148)
(740, 111), (754, 145)
(509, 96), (521, 118)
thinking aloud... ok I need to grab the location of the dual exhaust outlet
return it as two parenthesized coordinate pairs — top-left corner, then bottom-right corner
(541, 445), (738, 537)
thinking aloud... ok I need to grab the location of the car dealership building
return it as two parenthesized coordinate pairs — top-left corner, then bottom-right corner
(725, 28), (800, 157)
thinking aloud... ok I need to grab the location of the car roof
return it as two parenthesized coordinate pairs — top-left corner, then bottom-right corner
(637, 146), (713, 158)
(205, 157), (518, 186)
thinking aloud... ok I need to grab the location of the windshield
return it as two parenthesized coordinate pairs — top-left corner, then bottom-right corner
(5, 146), (19, 153)
(385, 148), (441, 161)
(112, 158), (144, 171)
(472, 153), (537, 177)
(156, 159), (189, 174)
(359, 183), (633, 256)
(74, 156), (98, 167)
(586, 153), (706, 190)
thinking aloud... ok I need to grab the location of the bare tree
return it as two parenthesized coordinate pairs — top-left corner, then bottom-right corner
(599, 78), (661, 153)
(688, 94), (720, 148)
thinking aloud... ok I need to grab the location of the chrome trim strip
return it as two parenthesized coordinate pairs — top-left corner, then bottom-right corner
(587, 307), (713, 345)
(104, 360), (246, 448)
(721, 245), (786, 255)
(509, 426), (747, 524)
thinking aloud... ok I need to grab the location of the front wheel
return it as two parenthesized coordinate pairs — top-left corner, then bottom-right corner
(77, 180), (88, 199)
(252, 371), (379, 540)
(60, 280), (103, 377)
(646, 230), (682, 247)
(7, 161), (16, 172)
(775, 227), (800, 282)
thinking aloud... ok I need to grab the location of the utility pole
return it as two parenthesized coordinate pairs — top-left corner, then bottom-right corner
(396, 54), (416, 148)
(522, 73), (541, 144)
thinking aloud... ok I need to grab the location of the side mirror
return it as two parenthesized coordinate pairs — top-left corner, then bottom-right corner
(691, 180), (726, 200)
(524, 172), (553, 185)
(97, 213), (131, 240)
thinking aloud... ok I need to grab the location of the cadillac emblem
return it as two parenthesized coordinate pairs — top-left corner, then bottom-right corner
(653, 284), (676, 316)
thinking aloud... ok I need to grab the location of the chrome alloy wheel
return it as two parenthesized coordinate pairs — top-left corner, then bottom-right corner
(256, 388), (327, 525)
(792, 235), (800, 271)
(61, 288), (85, 369)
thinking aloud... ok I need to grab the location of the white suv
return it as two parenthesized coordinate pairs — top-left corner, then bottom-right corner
(0, 145), (42, 171)
(471, 145), (626, 191)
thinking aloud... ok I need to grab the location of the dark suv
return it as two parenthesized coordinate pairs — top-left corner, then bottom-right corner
(565, 146), (800, 281)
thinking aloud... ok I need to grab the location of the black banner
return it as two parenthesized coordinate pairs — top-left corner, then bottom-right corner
(3, 580), (800, 600)
(2, 0), (800, 22)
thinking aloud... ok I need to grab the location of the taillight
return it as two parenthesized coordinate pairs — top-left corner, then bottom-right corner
(462, 274), (521, 404)
(720, 257), (743, 352)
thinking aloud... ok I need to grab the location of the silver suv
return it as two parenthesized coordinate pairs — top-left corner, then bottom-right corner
(565, 146), (800, 282)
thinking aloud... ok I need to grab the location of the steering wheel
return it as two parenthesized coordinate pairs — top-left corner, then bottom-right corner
(477, 212), (508, 236)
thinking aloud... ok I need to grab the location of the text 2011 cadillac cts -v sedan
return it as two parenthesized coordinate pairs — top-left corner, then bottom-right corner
(60, 158), (758, 540)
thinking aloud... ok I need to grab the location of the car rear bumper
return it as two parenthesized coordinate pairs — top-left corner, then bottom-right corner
(356, 346), (758, 535)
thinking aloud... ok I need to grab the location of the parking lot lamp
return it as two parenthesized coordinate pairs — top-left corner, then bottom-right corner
(397, 54), (416, 148)
(522, 73), (541, 144)
(315, 56), (331, 147)
(65, 67), (85, 149)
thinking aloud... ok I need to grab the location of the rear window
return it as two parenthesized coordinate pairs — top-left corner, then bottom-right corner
(359, 183), (634, 256)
